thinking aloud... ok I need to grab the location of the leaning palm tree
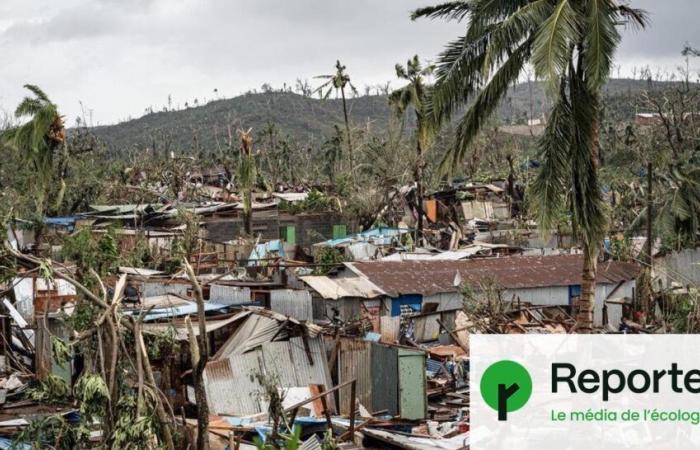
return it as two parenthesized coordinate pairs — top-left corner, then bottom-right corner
(413, 0), (647, 331)
(1, 85), (66, 215)
(389, 55), (435, 243)
(315, 61), (358, 172)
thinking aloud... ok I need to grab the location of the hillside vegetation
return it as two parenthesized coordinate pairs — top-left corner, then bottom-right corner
(90, 78), (685, 153)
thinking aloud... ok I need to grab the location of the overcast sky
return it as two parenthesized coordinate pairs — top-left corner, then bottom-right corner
(1, 0), (698, 126)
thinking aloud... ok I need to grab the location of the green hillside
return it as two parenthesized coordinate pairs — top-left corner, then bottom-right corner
(90, 78), (683, 153)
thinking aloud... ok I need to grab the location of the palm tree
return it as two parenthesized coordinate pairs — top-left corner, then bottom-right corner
(238, 129), (256, 236)
(1, 85), (66, 215)
(413, 1), (647, 331)
(315, 60), (358, 172)
(389, 55), (434, 243)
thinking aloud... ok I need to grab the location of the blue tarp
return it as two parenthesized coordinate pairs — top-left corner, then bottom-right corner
(248, 239), (286, 266)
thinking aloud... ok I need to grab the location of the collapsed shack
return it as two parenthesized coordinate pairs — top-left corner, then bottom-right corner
(202, 308), (333, 418)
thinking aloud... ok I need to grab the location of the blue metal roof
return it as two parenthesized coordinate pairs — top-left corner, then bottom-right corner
(44, 216), (77, 230)
(130, 302), (230, 322)
(248, 239), (286, 266)
(320, 227), (411, 247)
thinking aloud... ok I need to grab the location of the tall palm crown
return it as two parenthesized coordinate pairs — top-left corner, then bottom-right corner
(389, 55), (434, 143)
(2, 85), (64, 174)
(1, 84), (66, 214)
(315, 60), (358, 173)
(390, 55), (435, 242)
(414, 0), (647, 330)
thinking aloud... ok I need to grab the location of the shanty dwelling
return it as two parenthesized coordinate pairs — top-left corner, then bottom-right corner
(202, 309), (334, 418)
(340, 255), (640, 327)
(142, 313), (242, 411)
(298, 275), (387, 327)
(334, 337), (427, 420)
(9, 274), (78, 385)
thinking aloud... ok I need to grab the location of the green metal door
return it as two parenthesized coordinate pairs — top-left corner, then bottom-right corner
(332, 224), (347, 239)
(398, 348), (426, 420)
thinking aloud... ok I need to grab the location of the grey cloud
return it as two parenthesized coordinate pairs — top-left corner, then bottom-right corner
(0, 0), (698, 125)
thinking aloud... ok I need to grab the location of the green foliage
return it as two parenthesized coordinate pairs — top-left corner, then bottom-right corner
(146, 327), (178, 361)
(51, 336), (70, 367)
(110, 393), (167, 450)
(26, 374), (70, 405)
(278, 190), (336, 214)
(313, 247), (346, 274)
(73, 373), (109, 424)
(608, 236), (632, 261)
(12, 414), (81, 450)
(60, 227), (120, 276)
(170, 208), (201, 261)
(1, 85), (64, 215)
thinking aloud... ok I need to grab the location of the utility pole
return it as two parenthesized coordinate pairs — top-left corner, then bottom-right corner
(645, 161), (653, 318)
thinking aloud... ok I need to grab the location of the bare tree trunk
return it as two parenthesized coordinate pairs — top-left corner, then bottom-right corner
(136, 325), (176, 450)
(576, 91), (602, 333)
(243, 191), (252, 236)
(644, 161), (654, 319)
(415, 139), (424, 245)
(578, 242), (598, 332)
(340, 88), (353, 173)
(184, 260), (210, 450)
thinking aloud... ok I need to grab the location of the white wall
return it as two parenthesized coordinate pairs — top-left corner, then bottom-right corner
(655, 248), (700, 288)
(423, 292), (463, 311)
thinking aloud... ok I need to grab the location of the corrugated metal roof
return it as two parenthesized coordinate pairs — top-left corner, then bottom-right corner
(209, 284), (251, 305)
(205, 335), (333, 416)
(300, 276), (386, 299)
(270, 290), (313, 321)
(337, 338), (372, 415)
(133, 301), (229, 321)
(204, 351), (264, 416)
(213, 313), (282, 357)
(349, 254), (640, 297)
(142, 313), (244, 341)
(139, 294), (191, 309)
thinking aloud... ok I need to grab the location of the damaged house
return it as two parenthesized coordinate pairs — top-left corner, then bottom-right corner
(202, 309), (333, 417)
(310, 254), (639, 328)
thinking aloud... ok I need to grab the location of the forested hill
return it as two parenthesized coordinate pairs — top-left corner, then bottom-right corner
(90, 92), (393, 154)
(89, 78), (682, 153)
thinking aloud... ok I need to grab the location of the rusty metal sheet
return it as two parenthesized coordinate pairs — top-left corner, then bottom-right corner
(300, 275), (386, 299)
(350, 255), (640, 297)
(380, 316), (400, 344)
(204, 352), (264, 416)
(337, 338), (371, 415)
(371, 343), (398, 416)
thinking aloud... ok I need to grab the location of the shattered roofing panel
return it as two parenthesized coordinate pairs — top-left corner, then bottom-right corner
(350, 255), (640, 297)
(272, 192), (309, 202)
(300, 276), (386, 299)
(142, 312), (246, 340)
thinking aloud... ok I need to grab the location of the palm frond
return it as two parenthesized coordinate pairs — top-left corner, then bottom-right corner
(567, 75), (607, 245)
(530, 86), (573, 232)
(617, 5), (649, 30)
(411, 1), (472, 21)
(531, 0), (581, 92)
(23, 84), (51, 103)
(439, 38), (531, 172)
(480, 0), (552, 77)
(583, 0), (621, 90)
